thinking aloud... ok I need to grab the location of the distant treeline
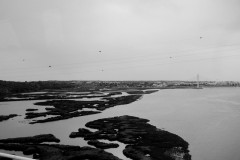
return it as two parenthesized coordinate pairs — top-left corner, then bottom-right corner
(0, 80), (76, 99)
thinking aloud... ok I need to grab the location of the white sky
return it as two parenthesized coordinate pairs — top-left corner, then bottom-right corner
(0, 0), (240, 81)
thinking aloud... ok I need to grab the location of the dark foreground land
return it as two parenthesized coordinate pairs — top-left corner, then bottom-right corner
(71, 115), (191, 160)
(0, 134), (122, 160)
(0, 116), (191, 160)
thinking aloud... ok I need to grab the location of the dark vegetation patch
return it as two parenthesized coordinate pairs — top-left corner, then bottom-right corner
(26, 95), (141, 124)
(0, 114), (18, 122)
(0, 134), (60, 144)
(0, 134), (121, 160)
(0, 80), (76, 100)
(0, 157), (12, 160)
(70, 115), (191, 160)
(27, 111), (101, 124)
(0, 80), (161, 102)
(26, 108), (38, 112)
(0, 142), (122, 160)
(3, 91), (124, 102)
(126, 90), (145, 94)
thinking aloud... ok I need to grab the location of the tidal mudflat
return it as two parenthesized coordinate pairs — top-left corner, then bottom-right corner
(0, 89), (191, 160)
(1, 87), (239, 160)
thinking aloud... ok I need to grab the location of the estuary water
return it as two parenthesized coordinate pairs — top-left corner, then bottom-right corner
(1, 87), (240, 160)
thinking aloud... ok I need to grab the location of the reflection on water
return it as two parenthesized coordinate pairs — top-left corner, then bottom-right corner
(1, 88), (240, 160)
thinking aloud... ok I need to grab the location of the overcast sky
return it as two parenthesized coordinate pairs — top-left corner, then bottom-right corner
(0, 0), (240, 81)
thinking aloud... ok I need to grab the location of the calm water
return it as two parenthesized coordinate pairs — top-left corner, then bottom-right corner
(1, 87), (240, 160)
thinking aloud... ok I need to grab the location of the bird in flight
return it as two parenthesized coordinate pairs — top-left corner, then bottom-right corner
(200, 37), (203, 39)
(99, 51), (101, 53)
(49, 66), (51, 68)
